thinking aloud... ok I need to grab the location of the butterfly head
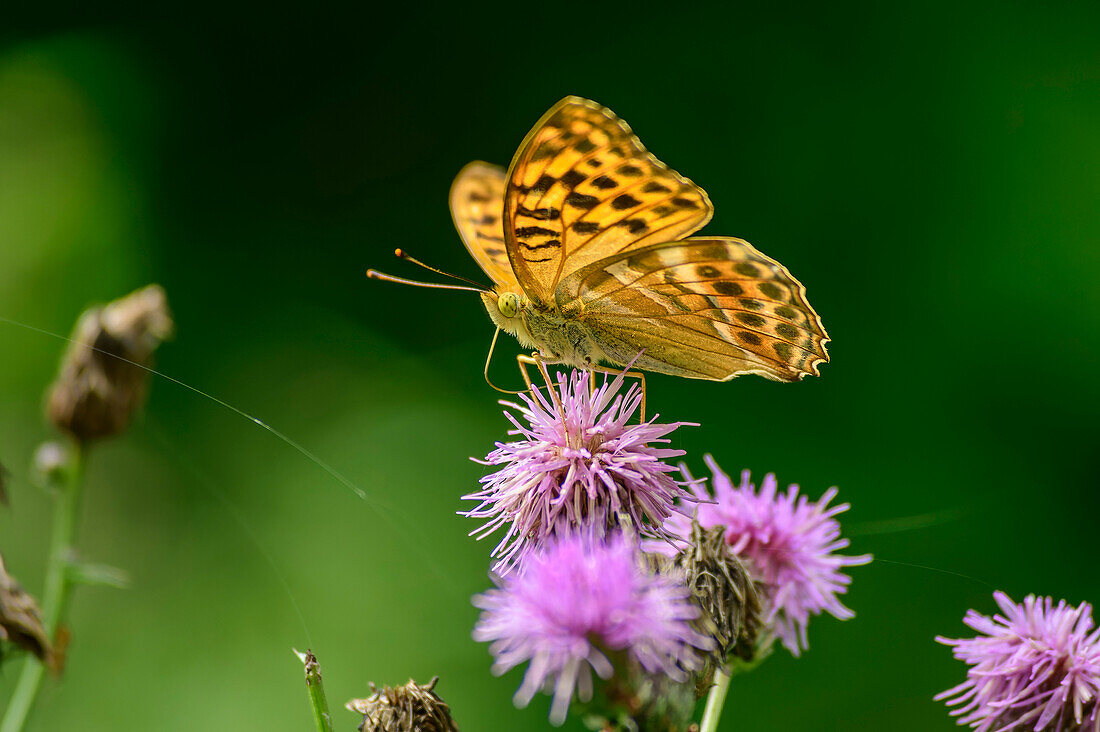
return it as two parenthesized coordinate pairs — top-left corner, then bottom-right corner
(481, 288), (537, 349)
(497, 292), (520, 318)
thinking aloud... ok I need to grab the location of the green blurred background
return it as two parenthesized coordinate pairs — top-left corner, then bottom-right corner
(1, 3), (1098, 729)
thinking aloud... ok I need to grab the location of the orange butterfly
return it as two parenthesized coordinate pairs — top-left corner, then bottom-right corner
(373, 97), (828, 385)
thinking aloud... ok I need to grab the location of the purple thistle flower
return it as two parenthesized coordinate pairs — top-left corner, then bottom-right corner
(472, 534), (713, 726)
(462, 369), (695, 574)
(936, 591), (1100, 731)
(657, 455), (871, 656)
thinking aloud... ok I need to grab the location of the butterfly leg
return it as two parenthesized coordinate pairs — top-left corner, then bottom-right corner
(517, 353), (567, 423)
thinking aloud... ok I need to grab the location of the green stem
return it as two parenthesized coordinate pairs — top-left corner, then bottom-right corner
(698, 635), (777, 732)
(699, 667), (732, 732)
(296, 649), (334, 732)
(1, 440), (85, 732)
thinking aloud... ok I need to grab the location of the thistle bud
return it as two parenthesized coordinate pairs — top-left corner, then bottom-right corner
(46, 284), (173, 442)
(648, 520), (763, 678)
(0, 551), (51, 667)
(346, 677), (459, 732)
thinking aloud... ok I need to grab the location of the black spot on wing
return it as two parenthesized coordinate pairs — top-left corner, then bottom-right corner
(758, 282), (783, 299)
(611, 194), (642, 210)
(531, 143), (561, 162)
(565, 192), (599, 209)
(522, 239), (562, 251)
(735, 312), (766, 327)
(560, 170), (587, 188)
(531, 175), (557, 194)
(574, 138), (597, 154)
(617, 218), (648, 234)
(514, 226), (557, 238)
(775, 323), (800, 340)
(774, 305), (798, 320)
(738, 331), (762, 346)
(697, 243), (728, 260)
(573, 221), (601, 234)
(516, 206), (561, 220)
(591, 175), (618, 190)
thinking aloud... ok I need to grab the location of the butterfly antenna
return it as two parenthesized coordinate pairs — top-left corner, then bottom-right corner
(365, 270), (485, 293)
(394, 248), (491, 290)
(483, 327), (527, 395)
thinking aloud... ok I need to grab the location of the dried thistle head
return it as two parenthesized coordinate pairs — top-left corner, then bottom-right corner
(648, 521), (764, 672)
(346, 677), (459, 732)
(0, 551), (51, 668)
(46, 284), (173, 442)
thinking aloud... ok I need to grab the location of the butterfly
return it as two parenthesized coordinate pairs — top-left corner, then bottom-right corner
(381, 96), (829, 383)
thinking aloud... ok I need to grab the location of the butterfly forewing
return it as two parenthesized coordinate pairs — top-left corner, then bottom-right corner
(503, 97), (713, 304)
(557, 237), (829, 381)
(449, 161), (517, 287)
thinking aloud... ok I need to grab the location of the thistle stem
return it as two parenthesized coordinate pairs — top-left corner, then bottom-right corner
(296, 649), (334, 732)
(699, 667), (732, 732)
(2, 440), (85, 732)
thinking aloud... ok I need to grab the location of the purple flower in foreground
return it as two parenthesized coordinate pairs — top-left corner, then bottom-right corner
(658, 456), (871, 656)
(472, 534), (712, 726)
(462, 369), (694, 574)
(937, 591), (1100, 731)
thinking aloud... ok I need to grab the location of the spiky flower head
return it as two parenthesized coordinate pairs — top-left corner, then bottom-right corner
(936, 591), (1100, 731)
(472, 533), (713, 726)
(346, 677), (459, 732)
(661, 456), (871, 656)
(462, 369), (694, 574)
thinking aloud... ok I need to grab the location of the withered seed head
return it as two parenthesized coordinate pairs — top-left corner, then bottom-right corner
(649, 521), (763, 668)
(0, 551), (51, 667)
(46, 284), (173, 442)
(346, 677), (459, 732)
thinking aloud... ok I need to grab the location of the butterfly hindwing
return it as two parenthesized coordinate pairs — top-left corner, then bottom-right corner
(556, 237), (829, 381)
(503, 97), (713, 304)
(449, 161), (517, 288)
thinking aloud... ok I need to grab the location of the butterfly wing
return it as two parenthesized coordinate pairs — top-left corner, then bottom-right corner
(449, 161), (518, 287)
(557, 237), (829, 381)
(503, 97), (713, 304)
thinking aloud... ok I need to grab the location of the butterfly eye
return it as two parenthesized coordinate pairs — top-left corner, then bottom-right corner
(498, 292), (520, 318)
